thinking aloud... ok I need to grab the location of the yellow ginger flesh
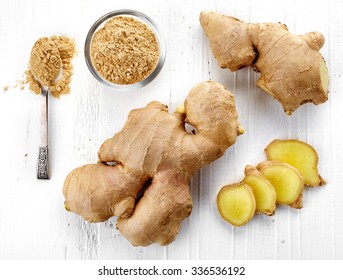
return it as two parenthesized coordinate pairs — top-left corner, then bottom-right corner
(243, 165), (276, 215)
(257, 161), (304, 208)
(217, 183), (256, 227)
(265, 139), (325, 187)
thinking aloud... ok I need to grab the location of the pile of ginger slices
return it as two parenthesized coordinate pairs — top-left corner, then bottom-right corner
(217, 139), (325, 227)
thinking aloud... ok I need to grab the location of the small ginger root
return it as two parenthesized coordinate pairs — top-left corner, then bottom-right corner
(265, 139), (325, 187)
(257, 161), (304, 209)
(243, 165), (276, 215)
(200, 11), (329, 114)
(217, 183), (256, 226)
(63, 81), (243, 246)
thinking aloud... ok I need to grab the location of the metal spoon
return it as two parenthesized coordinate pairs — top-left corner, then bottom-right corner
(30, 38), (61, 179)
(37, 85), (50, 179)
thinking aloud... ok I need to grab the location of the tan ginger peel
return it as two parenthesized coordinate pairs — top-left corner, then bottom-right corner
(200, 11), (329, 115)
(63, 81), (243, 246)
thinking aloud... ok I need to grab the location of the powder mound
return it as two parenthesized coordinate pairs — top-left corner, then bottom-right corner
(26, 36), (76, 98)
(90, 16), (159, 85)
(29, 37), (61, 86)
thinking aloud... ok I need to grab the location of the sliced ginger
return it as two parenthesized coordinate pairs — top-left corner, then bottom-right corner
(243, 165), (276, 215)
(257, 161), (304, 209)
(265, 139), (325, 187)
(217, 183), (256, 226)
(217, 139), (325, 227)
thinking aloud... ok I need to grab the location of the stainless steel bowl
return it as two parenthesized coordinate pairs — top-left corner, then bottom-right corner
(84, 9), (166, 90)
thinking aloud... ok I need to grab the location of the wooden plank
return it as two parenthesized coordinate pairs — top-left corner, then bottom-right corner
(0, 0), (341, 260)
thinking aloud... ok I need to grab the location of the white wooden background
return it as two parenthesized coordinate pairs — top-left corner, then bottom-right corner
(0, 0), (342, 260)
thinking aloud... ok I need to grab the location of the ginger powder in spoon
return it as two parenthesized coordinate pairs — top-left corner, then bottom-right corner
(29, 37), (61, 86)
(26, 36), (76, 98)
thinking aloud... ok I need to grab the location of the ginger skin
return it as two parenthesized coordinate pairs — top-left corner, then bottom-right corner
(200, 11), (329, 115)
(63, 81), (243, 246)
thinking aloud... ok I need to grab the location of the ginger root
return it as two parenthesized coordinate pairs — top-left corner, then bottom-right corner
(217, 183), (256, 226)
(63, 81), (243, 246)
(265, 139), (325, 187)
(200, 11), (329, 115)
(217, 139), (325, 227)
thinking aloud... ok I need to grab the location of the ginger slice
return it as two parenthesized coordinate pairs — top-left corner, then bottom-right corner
(265, 139), (325, 187)
(217, 183), (256, 226)
(257, 161), (304, 208)
(243, 165), (276, 215)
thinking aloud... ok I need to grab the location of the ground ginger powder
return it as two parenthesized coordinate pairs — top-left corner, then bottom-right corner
(29, 37), (61, 86)
(26, 36), (76, 98)
(90, 16), (159, 85)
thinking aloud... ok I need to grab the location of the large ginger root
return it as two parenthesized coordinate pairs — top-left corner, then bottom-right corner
(217, 183), (256, 226)
(63, 81), (243, 246)
(265, 139), (325, 187)
(200, 11), (329, 115)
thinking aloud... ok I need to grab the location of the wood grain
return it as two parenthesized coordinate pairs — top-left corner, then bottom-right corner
(0, 0), (342, 260)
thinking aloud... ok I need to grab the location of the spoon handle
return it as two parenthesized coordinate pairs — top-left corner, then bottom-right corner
(37, 87), (49, 179)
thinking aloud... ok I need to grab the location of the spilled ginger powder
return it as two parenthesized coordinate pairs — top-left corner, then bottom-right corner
(90, 16), (159, 85)
(26, 36), (76, 98)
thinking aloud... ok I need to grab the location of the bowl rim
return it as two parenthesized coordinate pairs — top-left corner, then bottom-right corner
(84, 9), (166, 90)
